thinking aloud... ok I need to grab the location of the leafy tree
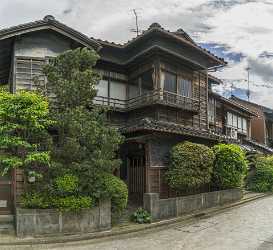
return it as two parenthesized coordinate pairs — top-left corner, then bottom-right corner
(247, 156), (273, 192)
(166, 141), (215, 191)
(43, 48), (125, 204)
(212, 144), (247, 189)
(0, 90), (52, 180)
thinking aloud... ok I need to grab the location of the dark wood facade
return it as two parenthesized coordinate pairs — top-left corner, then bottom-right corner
(0, 16), (261, 209)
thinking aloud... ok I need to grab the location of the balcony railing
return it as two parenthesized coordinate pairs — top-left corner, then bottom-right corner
(93, 89), (200, 112)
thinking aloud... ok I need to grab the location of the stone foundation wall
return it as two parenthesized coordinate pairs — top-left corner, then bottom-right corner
(144, 189), (242, 221)
(16, 200), (111, 237)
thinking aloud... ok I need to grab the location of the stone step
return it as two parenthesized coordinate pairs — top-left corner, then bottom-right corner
(0, 215), (14, 224)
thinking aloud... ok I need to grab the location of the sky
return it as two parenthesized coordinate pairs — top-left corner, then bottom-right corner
(1, 0), (273, 107)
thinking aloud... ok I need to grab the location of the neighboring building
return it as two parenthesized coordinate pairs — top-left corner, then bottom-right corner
(0, 15), (260, 214)
(231, 96), (273, 153)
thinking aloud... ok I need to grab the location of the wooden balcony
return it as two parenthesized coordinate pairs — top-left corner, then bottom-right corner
(93, 89), (200, 113)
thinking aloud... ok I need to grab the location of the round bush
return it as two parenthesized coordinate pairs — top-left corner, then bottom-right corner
(212, 144), (247, 189)
(102, 173), (128, 213)
(166, 141), (215, 191)
(51, 196), (93, 212)
(247, 156), (273, 192)
(54, 174), (79, 195)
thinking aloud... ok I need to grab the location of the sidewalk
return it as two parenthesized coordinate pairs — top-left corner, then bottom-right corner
(0, 191), (270, 246)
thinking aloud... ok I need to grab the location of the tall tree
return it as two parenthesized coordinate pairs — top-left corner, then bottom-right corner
(44, 48), (124, 199)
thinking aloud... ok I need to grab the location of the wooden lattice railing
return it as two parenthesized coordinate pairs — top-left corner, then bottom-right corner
(93, 89), (200, 112)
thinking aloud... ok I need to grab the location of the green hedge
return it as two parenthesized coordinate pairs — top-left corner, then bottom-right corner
(212, 144), (247, 189)
(247, 156), (273, 192)
(101, 173), (128, 214)
(166, 141), (215, 191)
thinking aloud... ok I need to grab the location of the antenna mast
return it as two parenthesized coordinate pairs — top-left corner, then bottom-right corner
(132, 9), (140, 36)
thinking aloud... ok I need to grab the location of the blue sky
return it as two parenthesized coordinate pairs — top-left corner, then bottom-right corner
(0, 0), (272, 106)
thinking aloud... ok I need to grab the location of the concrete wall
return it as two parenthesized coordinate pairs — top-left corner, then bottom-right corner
(144, 189), (242, 221)
(16, 200), (111, 237)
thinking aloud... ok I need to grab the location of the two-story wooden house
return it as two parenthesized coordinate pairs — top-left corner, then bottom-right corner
(230, 96), (273, 153)
(0, 15), (257, 213)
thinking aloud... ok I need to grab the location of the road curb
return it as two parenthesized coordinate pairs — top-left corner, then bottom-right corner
(0, 192), (271, 246)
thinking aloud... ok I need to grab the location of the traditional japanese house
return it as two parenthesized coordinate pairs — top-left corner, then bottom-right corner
(0, 15), (258, 213)
(230, 96), (273, 153)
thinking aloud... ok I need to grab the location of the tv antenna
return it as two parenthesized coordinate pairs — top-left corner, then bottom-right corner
(130, 9), (142, 36)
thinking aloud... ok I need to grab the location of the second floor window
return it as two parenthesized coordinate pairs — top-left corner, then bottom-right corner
(95, 79), (126, 101)
(227, 112), (247, 134)
(15, 57), (46, 91)
(208, 98), (216, 123)
(162, 71), (192, 97)
(178, 78), (192, 97)
(163, 71), (176, 93)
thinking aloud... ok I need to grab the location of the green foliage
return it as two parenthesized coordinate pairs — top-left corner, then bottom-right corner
(100, 173), (128, 214)
(131, 208), (151, 224)
(247, 156), (273, 192)
(166, 141), (215, 191)
(43, 47), (100, 110)
(22, 192), (92, 212)
(22, 192), (50, 209)
(0, 90), (52, 178)
(54, 174), (79, 195)
(51, 196), (93, 212)
(212, 144), (247, 189)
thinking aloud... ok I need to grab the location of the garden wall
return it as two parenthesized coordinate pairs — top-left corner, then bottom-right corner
(144, 189), (242, 221)
(16, 200), (111, 237)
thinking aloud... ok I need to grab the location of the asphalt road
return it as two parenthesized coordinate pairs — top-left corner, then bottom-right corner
(3, 196), (273, 250)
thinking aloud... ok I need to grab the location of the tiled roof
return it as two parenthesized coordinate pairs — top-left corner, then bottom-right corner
(0, 15), (101, 50)
(120, 118), (238, 143)
(209, 91), (257, 116)
(92, 23), (227, 66)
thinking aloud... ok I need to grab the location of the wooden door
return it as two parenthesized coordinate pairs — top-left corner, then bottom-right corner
(128, 155), (146, 205)
(0, 173), (13, 214)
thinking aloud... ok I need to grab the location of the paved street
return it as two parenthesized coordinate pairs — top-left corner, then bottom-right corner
(4, 196), (273, 250)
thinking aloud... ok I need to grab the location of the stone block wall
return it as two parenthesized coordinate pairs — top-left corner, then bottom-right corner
(16, 200), (111, 237)
(144, 189), (242, 221)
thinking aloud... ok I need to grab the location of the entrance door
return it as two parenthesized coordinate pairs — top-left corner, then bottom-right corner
(0, 173), (13, 214)
(128, 155), (146, 205)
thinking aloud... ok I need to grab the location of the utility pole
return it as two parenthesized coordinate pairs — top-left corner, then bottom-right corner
(246, 67), (251, 101)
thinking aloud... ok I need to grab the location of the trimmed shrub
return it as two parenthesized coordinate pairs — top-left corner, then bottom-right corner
(22, 192), (93, 212)
(212, 144), (247, 189)
(101, 173), (128, 214)
(166, 141), (215, 191)
(247, 156), (273, 192)
(131, 208), (151, 224)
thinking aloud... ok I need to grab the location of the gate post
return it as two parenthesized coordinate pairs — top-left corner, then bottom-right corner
(143, 193), (159, 221)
